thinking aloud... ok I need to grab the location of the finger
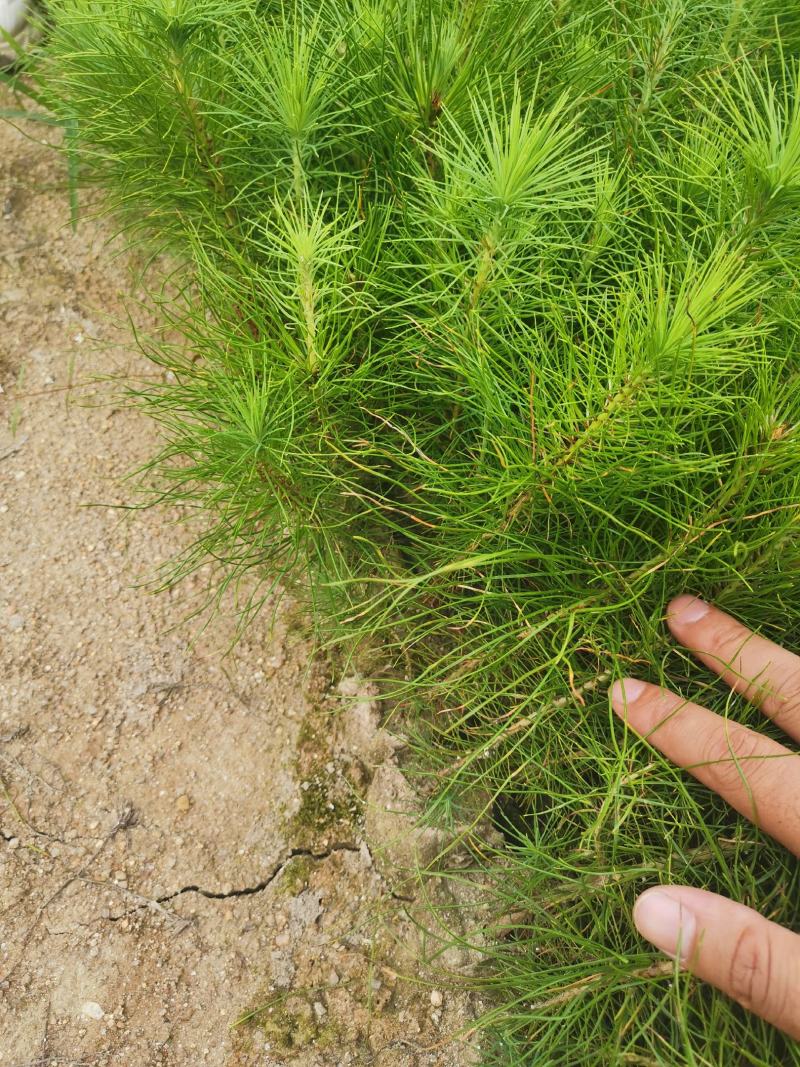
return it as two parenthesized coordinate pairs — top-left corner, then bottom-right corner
(667, 596), (800, 740)
(633, 885), (800, 1040)
(610, 679), (800, 856)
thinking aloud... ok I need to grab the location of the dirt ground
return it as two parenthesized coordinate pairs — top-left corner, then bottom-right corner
(0, 96), (483, 1066)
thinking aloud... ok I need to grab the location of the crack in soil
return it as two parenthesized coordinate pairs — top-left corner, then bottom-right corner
(1, 807), (137, 984)
(108, 842), (361, 920)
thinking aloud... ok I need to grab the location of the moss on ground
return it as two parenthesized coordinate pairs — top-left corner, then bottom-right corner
(288, 702), (364, 848)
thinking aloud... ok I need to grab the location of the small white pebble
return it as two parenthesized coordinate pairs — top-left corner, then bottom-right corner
(81, 1002), (104, 1021)
(429, 990), (443, 1008)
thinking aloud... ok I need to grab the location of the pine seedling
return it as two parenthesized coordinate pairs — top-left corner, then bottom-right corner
(31, 1), (800, 1062)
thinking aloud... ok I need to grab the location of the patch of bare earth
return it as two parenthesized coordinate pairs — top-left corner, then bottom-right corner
(0, 98), (483, 1066)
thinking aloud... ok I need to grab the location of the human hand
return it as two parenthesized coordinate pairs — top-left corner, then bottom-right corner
(611, 596), (800, 1039)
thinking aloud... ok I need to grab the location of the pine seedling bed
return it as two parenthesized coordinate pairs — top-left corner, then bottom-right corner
(28, 1), (800, 1061)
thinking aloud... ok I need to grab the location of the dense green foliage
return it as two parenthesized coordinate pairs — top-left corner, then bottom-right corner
(29, 0), (800, 1061)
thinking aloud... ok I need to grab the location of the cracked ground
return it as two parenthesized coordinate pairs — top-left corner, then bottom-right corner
(0, 98), (480, 1066)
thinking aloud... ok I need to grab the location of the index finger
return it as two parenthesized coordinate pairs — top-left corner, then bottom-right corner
(633, 885), (800, 1040)
(668, 596), (800, 741)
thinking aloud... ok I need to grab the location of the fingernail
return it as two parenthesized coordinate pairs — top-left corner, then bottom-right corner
(633, 890), (697, 962)
(670, 595), (710, 625)
(610, 677), (646, 708)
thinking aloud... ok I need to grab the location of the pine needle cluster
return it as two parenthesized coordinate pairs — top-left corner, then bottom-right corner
(22, 1), (800, 1061)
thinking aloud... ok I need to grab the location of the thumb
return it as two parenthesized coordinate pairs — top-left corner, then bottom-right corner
(633, 885), (800, 1039)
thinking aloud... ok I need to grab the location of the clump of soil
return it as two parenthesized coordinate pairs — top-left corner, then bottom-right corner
(0, 96), (482, 1065)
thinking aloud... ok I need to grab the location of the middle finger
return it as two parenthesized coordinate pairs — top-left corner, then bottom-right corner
(611, 678), (800, 856)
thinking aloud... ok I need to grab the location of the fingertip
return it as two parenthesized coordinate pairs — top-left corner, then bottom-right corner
(667, 594), (711, 631)
(610, 677), (647, 714)
(633, 887), (697, 962)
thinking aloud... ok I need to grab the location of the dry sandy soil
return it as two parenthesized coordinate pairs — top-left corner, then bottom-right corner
(0, 95), (483, 1066)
